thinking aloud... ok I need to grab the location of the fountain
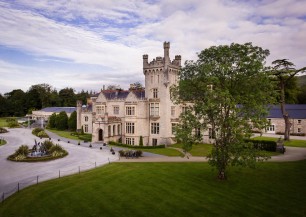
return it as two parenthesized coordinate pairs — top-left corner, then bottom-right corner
(28, 139), (49, 157)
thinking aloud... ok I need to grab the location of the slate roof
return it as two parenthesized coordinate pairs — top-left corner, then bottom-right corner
(40, 107), (76, 113)
(268, 104), (306, 119)
(99, 89), (146, 100)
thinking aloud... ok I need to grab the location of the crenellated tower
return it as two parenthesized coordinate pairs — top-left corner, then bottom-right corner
(143, 42), (181, 145)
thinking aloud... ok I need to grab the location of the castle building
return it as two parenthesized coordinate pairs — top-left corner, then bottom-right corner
(77, 42), (306, 145)
(77, 42), (182, 146)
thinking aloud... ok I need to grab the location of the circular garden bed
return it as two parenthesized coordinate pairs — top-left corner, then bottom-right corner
(8, 140), (68, 162)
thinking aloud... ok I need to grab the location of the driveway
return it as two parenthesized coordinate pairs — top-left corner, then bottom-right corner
(0, 128), (118, 199)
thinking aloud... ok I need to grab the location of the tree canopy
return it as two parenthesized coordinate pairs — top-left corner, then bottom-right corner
(0, 84), (91, 117)
(271, 59), (306, 140)
(172, 42), (276, 179)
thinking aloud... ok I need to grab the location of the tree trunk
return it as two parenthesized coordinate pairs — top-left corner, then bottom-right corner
(280, 80), (290, 140)
(218, 169), (226, 180)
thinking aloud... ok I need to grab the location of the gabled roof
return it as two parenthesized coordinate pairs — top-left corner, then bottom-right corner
(40, 107), (76, 113)
(268, 104), (306, 119)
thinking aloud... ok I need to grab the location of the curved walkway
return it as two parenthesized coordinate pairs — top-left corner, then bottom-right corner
(0, 128), (118, 199)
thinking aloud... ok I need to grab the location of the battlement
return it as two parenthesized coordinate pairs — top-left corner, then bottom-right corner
(163, 41), (170, 49)
(143, 42), (181, 70)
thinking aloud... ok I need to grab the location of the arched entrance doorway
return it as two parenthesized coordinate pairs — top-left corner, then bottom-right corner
(98, 129), (103, 141)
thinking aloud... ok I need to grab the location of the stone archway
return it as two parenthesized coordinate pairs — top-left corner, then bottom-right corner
(98, 129), (103, 141)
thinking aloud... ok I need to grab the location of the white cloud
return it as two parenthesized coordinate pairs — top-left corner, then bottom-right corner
(0, 0), (305, 94)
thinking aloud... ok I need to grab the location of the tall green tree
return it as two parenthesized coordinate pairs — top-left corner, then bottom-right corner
(4, 89), (27, 116)
(172, 42), (276, 180)
(55, 111), (68, 130)
(28, 84), (54, 108)
(68, 111), (77, 131)
(59, 88), (76, 107)
(48, 113), (57, 128)
(271, 59), (306, 140)
(0, 94), (8, 117)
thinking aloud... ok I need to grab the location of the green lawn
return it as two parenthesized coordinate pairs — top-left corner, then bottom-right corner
(0, 117), (9, 127)
(253, 136), (306, 147)
(47, 129), (92, 142)
(1, 162), (306, 217)
(170, 143), (213, 156)
(0, 139), (6, 146)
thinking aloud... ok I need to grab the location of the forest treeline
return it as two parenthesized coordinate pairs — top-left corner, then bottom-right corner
(0, 83), (91, 117)
(0, 77), (306, 117)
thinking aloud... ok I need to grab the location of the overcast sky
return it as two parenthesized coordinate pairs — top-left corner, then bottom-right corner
(0, 0), (305, 94)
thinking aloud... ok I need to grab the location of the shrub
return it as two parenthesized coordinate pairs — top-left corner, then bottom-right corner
(290, 133), (306, 136)
(276, 132), (305, 136)
(49, 144), (67, 157)
(139, 136), (143, 146)
(8, 120), (19, 128)
(37, 130), (49, 138)
(245, 139), (277, 152)
(32, 128), (44, 136)
(15, 145), (30, 156)
(109, 141), (165, 149)
(55, 111), (68, 130)
(42, 140), (54, 152)
(0, 127), (8, 133)
(118, 149), (142, 158)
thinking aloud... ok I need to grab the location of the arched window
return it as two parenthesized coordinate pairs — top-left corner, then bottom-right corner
(113, 125), (116, 135)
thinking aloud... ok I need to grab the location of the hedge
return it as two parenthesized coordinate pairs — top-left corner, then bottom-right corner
(244, 139), (277, 152)
(109, 141), (165, 149)
(276, 132), (306, 136)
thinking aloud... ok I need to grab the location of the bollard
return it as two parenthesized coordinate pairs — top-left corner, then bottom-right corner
(95, 162), (96, 168)
(108, 157), (110, 164)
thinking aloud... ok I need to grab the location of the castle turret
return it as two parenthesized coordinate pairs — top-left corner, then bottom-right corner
(163, 42), (170, 64)
(76, 100), (82, 131)
(143, 54), (148, 68)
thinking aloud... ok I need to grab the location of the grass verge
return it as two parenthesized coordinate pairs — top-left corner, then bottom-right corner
(1, 162), (306, 217)
(0, 139), (6, 146)
(47, 129), (92, 142)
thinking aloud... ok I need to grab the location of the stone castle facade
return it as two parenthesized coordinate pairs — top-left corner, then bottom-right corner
(76, 43), (306, 145)
(77, 42), (184, 146)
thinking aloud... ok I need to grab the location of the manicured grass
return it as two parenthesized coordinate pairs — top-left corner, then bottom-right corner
(190, 144), (213, 156)
(170, 143), (213, 156)
(253, 136), (306, 147)
(0, 139), (6, 146)
(47, 129), (92, 142)
(1, 162), (306, 217)
(0, 117), (9, 127)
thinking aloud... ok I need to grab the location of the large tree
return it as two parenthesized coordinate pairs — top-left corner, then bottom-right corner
(59, 88), (76, 107)
(271, 59), (306, 140)
(172, 42), (276, 180)
(68, 111), (77, 131)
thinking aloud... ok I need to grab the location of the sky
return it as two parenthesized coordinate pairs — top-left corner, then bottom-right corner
(0, 0), (306, 94)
